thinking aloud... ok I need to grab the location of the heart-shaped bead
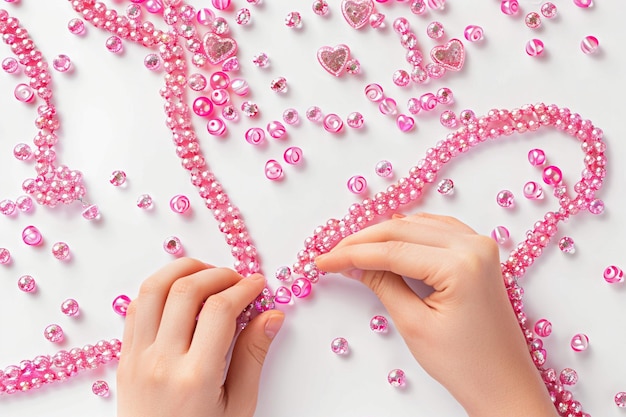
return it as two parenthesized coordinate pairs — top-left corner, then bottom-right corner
(203, 33), (238, 65)
(396, 114), (415, 132)
(341, 0), (374, 29)
(317, 44), (351, 77)
(430, 38), (465, 71)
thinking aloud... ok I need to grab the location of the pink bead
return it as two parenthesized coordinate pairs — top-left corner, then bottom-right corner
(440, 110), (457, 128)
(364, 83), (384, 102)
(241, 101), (259, 117)
(407, 98), (421, 115)
(525, 12), (541, 29)
(379, 98), (397, 115)
(496, 190), (514, 208)
(570, 333), (589, 352)
(580, 36), (599, 55)
(375, 160), (393, 178)
(82, 204), (100, 220)
(270, 77), (288, 93)
(588, 199), (604, 215)
(61, 299), (80, 317)
(560, 368), (578, 385)
(193, 96), (214, 117)
(207, 119), (227, 136)
(197, 8), (216, 25)
(14, 83), (34, 103)
(410, 0), (426, 14)
(235, 8), (251, 25)
(267, 121), (287, 139)
(0, 248), (10, 265)
(211, 89), (230, 106)
(44, 324), (64, 343)
(615, 392), (626, 408)
(285, 12), (302, 28)
(105, 36), (123, 53)
(13, 143), (31, 160)
(274, 286), (292, 304)
(393, 17), (410, 34)
(501, 0), (519, 15)
(306, 106), (323, 122)
(437, 88), (454, 105)
(397, 114), (415, 132)
(52, 242), (71, 260)
(534, 318), (552, 337)
(427, 0), (445, 10)
(528, 148), (546, 166)
(491, 226), (510, 245)
(426, 21), (444, 39)
(212, 0), (231, 10)
(245, 127), (265, 145)
(67, 18), (86, 35)
(110, 170), (127, 186)
(283, 108), (299, 125)
(603, 265), (624, 284)
(2, 57), (18, 73)
(163, 236), (183, 255)
(542, 166), (562, 185)
(419, 93), (438, 111)
(573, 0), (592, 8)
(387, 369), (406, 387)
(369, 12), (385, 29)
(222, 57), (240, 73)
(370, 315), (388, 332)
(0, 199), (16, 216)
(18, 275), (36, 292)
(275, 266), (292, 282)
(22, 225), (43, 246)
(464, 25), (484, 42)
(558, 236), (575, 254)
(523, 181), (544, 199)
(52, 54), (72, 72)
(112, 295), (131, 316)
(92, 380), (110, 397)
(209, 71), (230, 90)
(437, 178), (454, 195)
(188, 73), (207, 91)
(330, 337), (349, 354)
(265, 160), (284, 180)
(169, 195), (190, 214)
(346, 112), (365, 128)
(136, 194), (153, 209)
(459, 109), (476, 125)
(252, 52), (270, 68)
(540, 2), (557, 18)
(145, 0), (163, 13)
(284, 147), (303, 165)
(526, 39), (544, 57)
(406, 49), (423, 66)
(312, 0), (330, 16)
(323, 114), (344, 133)
(291, 278), (312, 298)
(347, 175), (367, 194)
(392, 70), (410, 87)
(222, 105), (239, 121)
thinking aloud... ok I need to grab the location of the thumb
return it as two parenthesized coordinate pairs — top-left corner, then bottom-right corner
(224, 310), (285, 411)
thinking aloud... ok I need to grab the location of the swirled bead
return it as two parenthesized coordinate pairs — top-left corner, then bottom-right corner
(283, 147), (303, 165)
(323, 114), (343, 133)
(245, 127), (265, 145)
(170, 195), (191, 214)
(379, 98), (397, 115)
(603, 265), (624, 284)
(347, 175), (367, 194)
(526, 39), (544, 57)
(273, 286), (292, 304)
(501, 0), (519, 15)
(207, 119), (226, 136)
(112, 295), (131, 316)
(580, 36), (599, 55)
(291, 278), (312, 298)
(534, 318), (552, 337)
(523, 181), (544, 199)
(22, 225), (43, 246)
(491, 226), (510, 244)
(265, 160), (283, 180)
(419, 93), (438, 111)
(464, 25), (484, 42)
(267, 121), (287, 139)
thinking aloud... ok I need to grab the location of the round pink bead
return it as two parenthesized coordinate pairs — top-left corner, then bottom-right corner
(491, 226), (510, 245)
(136, 194), (153, 209)
(407, 98), (421, 115)
(387, 369), (406, 387)
(370, 315), (388, 333)
(375, 160), (393, 178)
(0, 248), (10, 265)
(14, 83), (34, 103)
(274, 286), (292, 304)
(392, 70), (410, 87)
(212, 0), (231, 10)
(534, 318), (552, 337)
(496, 190), (515, 208)
(440, 110), (457, 128)
(285, 11), (302, 28)
(22, 225), (43, 246)
(18, 275), (36, 292)
(541, 2), (557, 18)
(464, 25), (484, 42)
(144, 0), (163, 13)
(105, 36), (123, 53)
(222, 57), (240, 73)
(44, 324), (64, 343)
(15, 195), (32, 212)
(615, 392), (626, 408)
(501, 0), (519, 15)
(211, 89), (230, 106)
(330, 337), (349, 354)
(323, 114), (344, 133)
(207, 119), (227, 136)
(197, 8), (216, 25)
(265, 160), (284, 181)
(393, 17), (410, 34)
(52, 242), (70, 260)
(369, 13), (385, 29)
(92, 380), (110, 397)
(581, 36), (599, 55)
(347, 175), (367, 194)
(112, 295), (131, 316)
(270, 77), (288, 93)
(437, 179), (454, 196)
(570, 333), (589, 352)
(282, 108), (299, 125)
(525, 12), (541, 29)
(346, 112), (364, 128)
(419, 93), (438, 111)
(306, 106), (323, 122)
(426, 21), (444, 39)
(245, 127), (265, 145)
(542, 166), (562, 185)
(410, 0), (426, 14)
(558, 237), (575, 254)
(526, 39), (544, 57)
(275, 266), (292, 282)
(110, 170), (127, 186)
(169, 195), (190, 214)
(193, 96), (214, 117)
(312, 0), (329, 16)
(209, 71), (230, 90)
(523, 181), (544, 199)
(188, 73), (207, 91)
(284, 147), (303, 165)
(588, 199), (605, 215)
(267, 121), (287, 139)
(52, 54), (72, 72)
(379, 98), (398, 115)
(82, 204), (100, 220)
(0, 199), (16, 216)
(61, 299), (80, 317)
(2, 57), (19, 73)
(427, 0), (445, 10)
(68, 18), (86, 35)
(291, 278), (312, 298)
(573, 0), (592, 8)
(13, 143), (32, 160)
(436, 88), (454, 105)
(603, 265), (624, 284)
(163, 236), (183, 255)
(560, 368), (578, 385)
(364, 83), (384, 102)
(528, 148), (546, 166)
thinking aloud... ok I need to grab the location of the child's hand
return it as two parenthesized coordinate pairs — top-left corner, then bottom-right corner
(117, 258), (285, 417)
(316, 213), (558, 417)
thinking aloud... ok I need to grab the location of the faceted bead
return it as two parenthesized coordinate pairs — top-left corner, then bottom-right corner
(346, 112), (364, 128)
(285, 12), (302, 28)
(306, 106), (323, 122)
(291, 278), (312, 298)
(387, 369), (406, 387)
(347, 175), (367, 194)
(392, 70), (410, 87)
(109, 170), (127, 186)
(163, 236), (183, 255)
(274, 286), (292, 304)
(0, 199), (16, 216)
(603, 265), (624, 284)
(44, 324), (64, 343)
(92, 380), (110, 397)
(525, 12), (541, 29)
(437, 179), (454, 195)
(312, 0), (329, 16)
(235, 8), (251, 25)
(283, 108), (299, 125)
(270, 77), (288, 93)
(112, 295), (131, 316)
(0, 248), (11, 265)
(528, 148), (546, 166)
(22, 225), (43, 246)
(496, 190), (515, 208)
(241, 101), (259, 117)
(588, 199), (604, 215)
(616, 392), (626, 408)
(440, 110), (457, 128)
(501, 0), (520, 15)
(68, 18), (86, 35)
(284, 147), (303, 165)
(436, 88), (454, 105)
(345, 59), (361, 75)
(375, 160), (393, 178)
(13, 143), (32, 160)
(81, 204), (100, 220)
(491, 226), (510, 245)
(222, 57), (240, 73)
(105, 36), (123, 53)
(52, 242), (71, 260)
(369, 13), (385, 29)
(330, 337), (349, 355)
(252, 52), (269, 68)
(523, 181), (544, 199)
(265, 160), (283, 181)
(558, 237), (575, 254)
(137, 194), (153, 209)
(52, 55), (72, 72)
(188, 73), (208, 91)
(2, 57), (18, 73)
(559, 368), (578, 385)
(540, 2), (557, 18)
(18, 275), (36, 292)
(370, 315), (388, 333)
(275, 266), (292, 282)
(570, 333), (589, 352)
(426, 21), (444, 39)
(581, 36), (599, 55)
(459, 109), (476, 125)
(254, 289), (275, 312)
(61, 299), (80, 317)
(407, 98), (422, 115)
(534, 318), (552, 337)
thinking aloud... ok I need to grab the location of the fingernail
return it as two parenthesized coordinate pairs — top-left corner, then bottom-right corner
(264, 313), (285, 339)
(392, 213), (406, 219)
(343, 269), (363, 280)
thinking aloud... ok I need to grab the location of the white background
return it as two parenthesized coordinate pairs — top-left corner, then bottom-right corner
(1, 1), (625, 416)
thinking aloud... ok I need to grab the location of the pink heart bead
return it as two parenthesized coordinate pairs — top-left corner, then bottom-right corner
(341, 0), (375, 29)
(396, 114), (415, 132)
(274, 286), (292, 304)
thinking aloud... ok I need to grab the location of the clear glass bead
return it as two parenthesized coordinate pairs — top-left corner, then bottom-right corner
(370, 315), (388, 333)
(387, 369), (406, 387)
(330, 337), (349, 355)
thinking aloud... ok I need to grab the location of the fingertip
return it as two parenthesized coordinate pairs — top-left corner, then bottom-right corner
(263, 311), (285, 339)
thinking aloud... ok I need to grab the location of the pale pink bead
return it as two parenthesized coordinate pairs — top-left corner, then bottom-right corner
(136, 194), (153, 209)
(525, 12), (541, 29)
(284, 147), (303, 165)
(188, 73), (207, 91)
(573, 0), (592, 8)
(393, 17), (410, 34)
(291, 278), (312, 298)
(392, 70), (410, 87)
(267, 121), (287, 139)
(145, 0), (163, 13)
(222, 106), (236, 121)
(92, 380), (110, 397)
(306, 106), (323, 122)
(211, 89), (230, 106)
(0, 199), (16, 216)
(496, 190), (515, 208)
(379, 98), (397, 115)
(615, 392), (626, 408)
(436, 87), (454, 105)
(285, 12), (302, 28)
(270, 77), (288, 93)
(235, 8), (251, 25)
(67, 18), (86, 35)
(230, 79), (249, 96)
(491, 226), (510, 244)
(127, 4), (142, 20)
(459, 109), (476, 125)
(534, 318), (552, 337)
(112, 295), (131, 316)
(397, 114), (415, 132)
(18, 275), (36, 292)
(588, 199), (604, 215)
(274, 286), (292, 304)
(22, 225), (43, 246)
(241, 101), (259, 117)
(542, 166), (562, 185)
(407, 98), (421, 115)
(580, 36), (599, 54)
(282, 108), (299, 125)
(323, 114), (344, 133)
(222, 57), (240, 73)
(143, 54), (160, 71)
(375, 160), (393, 178)
(245, 127), (265, 145)
(109, 170), (127, 186)
(419, 93), (438, 111)
(526, 39), (544, 57)
(346, 112), (364, 128)
(560, 368), (578, 385)
(370, 315), (388, 333)
(401, 33), (418, 49)
(523, 181), (544, 199)
(14, 83), (34, 103)
(163, 236), (183, 255)
(570, 333), (589, 352)
(410, 0), (426, 14)
(207, 119), (227, 136)
(52, 55), (72, 72)
(369, 12), (385, 29)
(212, 0), (231, 10)
(464, 25), (484, 42)
(387, 369), (406, 387)
(440, 110), (457, 128)
(406, 49), (423, 66)
(105, 36), (123, 53)
(426, 21), (444, 39)
(52, 242), (70, 260)
(61, 299), (80, 317)
(312, 0), (329, 16)
(501, 0), (519, 15)
(81, 204), (100, 220)
(427, 0), (445, 10)
(197, 8), (216, 25)
(252, 52), (270, 68)
(365, 84), (385, 102)
(558, 236), (575, 254)
(0, 248), (10, 265)
(44, 324), (64, 343)
(265, 160), (284, 180)
(603, 265), (624, 284)
(2, 57), (19, 73)
(347, 175), (367, 194)
(275, 266), (292, 282)
(540, 2), (557, 18)
(13, 143), (31, 160)
(528, 148), (546, 166)
(169, 195), (190, 214)
(330, 337), (349, 355)
(437, 178), (454, 195)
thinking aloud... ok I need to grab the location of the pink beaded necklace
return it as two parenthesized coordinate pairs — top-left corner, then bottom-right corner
(1, 3), (606, 416)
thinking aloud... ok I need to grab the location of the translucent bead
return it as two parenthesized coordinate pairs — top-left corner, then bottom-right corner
(143, 54), (161, 71)
(375, 160), (393, 178)
(501, 0), (519, 15)
(169, 195), (191, 214)
(570, 333), (589, 352)
(136, 194), (153, 209)
(0, 248), (10, 265)
(419, 93), (438, 111)
(534, 318), (552, 337)
(235, 8), (251, 25)
(283, 147), (303, 165)
(2, 57), (19, 73)
(222, 105), (239, 121)
(145, 0), (164, 13)
(436, 179), (454, 195)
(379, 98), (397, 115)
(496, 190), (515, 208)
(270, 77), (288, 93)
(252, 52), (270, 68)
(559, 368), (578, 385)
(573, 0), (592, 8)
(393, 17), (410, 34)
(323, 114), (343, 133)
(558, 237), (575, 254)
(459, 109), (476, 125)
(364, 83), (384, 102)
(267, 121), (287, 139)
(44, 324), (64, 343)
(14, 83), (34, 103)
(52, 55), (72, 72)
(188, 73), (207, 91)
(603, 265), (624, 284)
(440, 110), (457, 128)
(207, 119), (227, 136)
(274, 286), (292, 304)
(588, 199), (604, 215)
(112, 295), (131, 316)
(464, 25), (484, 42)
(407, 98), (421, 115)
(222, 57), (240, 72)
(347, 175), (367, 194)
(92, 380), (110, 397)
(82, 204), (100, 220)
(245, 127), (265, 145)
(22, 225), (43, 246)
(105, 36), (123, 53)
(542, 166), (562, 186)
(436, 88), (454, 105)
(52, 242), (71, 260)
(426, 21), (444, 39)
(212, 0), (231, 10)
(615, 392), (626, 408)
(291, 278), (312, 298)
(306, 106), (323, 122)
(523, 181), (544, 199)
(18, 275), (36, 292)
(110, 170), (127, 186)
(370, 315), (388, 333)
(330, 337), (349, 355)
(163, 236), (183, 255)
(211, 89), (230, 106)
(197, 8), (216, 25)
(392, 70), (410, 87)
(68, 18), (86, 35)
(427, 0), (445, 10)
(410, 0), (426, 14)
(283, 108), (299, 125)
(540, 2), (557, 18)
(491, 226), (510, 245)
(406, 49), (423, 66)
(528, 148), (546, 166)
(0, 199), (16, 216)
(192, 97), (214, 117)
(61, 299), (80, 317)
(265, 160), (283, 181)
(387, 369), (406, 387)
(285, 12), (302, 28)
(580, 36), (599, 55)
(16, 196), (33, 212)
(525, 12), (541, 29)
(312, 0), (329, 16)
(230, 79), (249, 97)
(369, 13), (385, 29)
(209, 71), (230, 90)
(525, 39), (544, 57)
(275, 266), (292, 282)
(345, 112), (364, 129)
(14, 143), (32, 162)
(241, 101), (259, 117)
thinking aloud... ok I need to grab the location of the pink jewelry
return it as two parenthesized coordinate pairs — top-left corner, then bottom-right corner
(91, 380), (110, 397)
(347, 175), (368, 194)
(60, 299), (80, 317)
(580, 36), (599, 55)
(170, 195), (191, 214)
(526, 39), (545, 57)
(43, 324), (64, 343)
(0, 248), (11, 265)
(22, 225), (43, 246)
(317, 44), (353, 77)
(369, 315), (388, 332)
(387, 369), (406, 387)
(51, 242), (71, 260)
(17, 275), (36, 293)
(163, 236), (183, 255)
(112, 295), (131, 317)
(464, 25), (484, 42)
(603, 265), (623, 284)
(570, 334), (589, 352)
(491, 226), (510, 244)
(558, 237), (575, 254)
(330, 337), (349, 354)
(341, 0), (375, 29)
(437, 178), (454, 196)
